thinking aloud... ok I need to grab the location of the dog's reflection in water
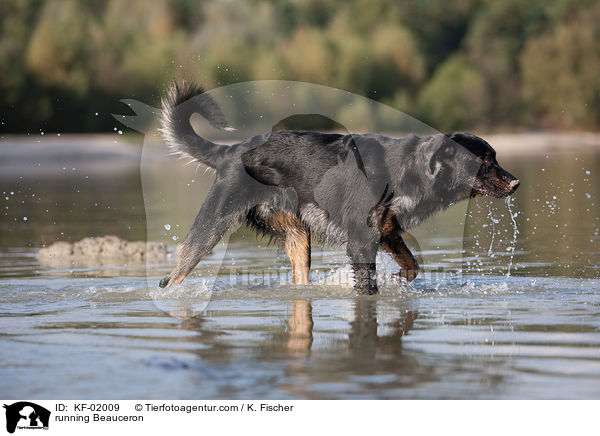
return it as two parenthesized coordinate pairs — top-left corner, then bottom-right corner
(168, 298), (419, 397)
(286, 300), (314, 356)
(171, 298), (417, 355)
(169, 298), (417, 356)
(283, 299), (418, 356)
(277, 299), (419, 397)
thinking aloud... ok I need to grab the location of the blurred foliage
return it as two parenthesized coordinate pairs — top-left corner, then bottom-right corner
(418, 54), (487, 132)
(0, 0), (599, 133)
(520, 1), (600, 129)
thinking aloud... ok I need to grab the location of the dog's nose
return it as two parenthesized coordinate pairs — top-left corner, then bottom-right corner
(509, 179), (520, 192)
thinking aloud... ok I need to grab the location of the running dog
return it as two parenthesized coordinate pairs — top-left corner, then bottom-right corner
(158, 83), (519, 294)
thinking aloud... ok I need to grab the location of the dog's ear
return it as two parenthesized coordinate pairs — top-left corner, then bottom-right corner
(425, 135), (455, 176)
(446, 132), (472, 146)
(445, 131), (488, 159)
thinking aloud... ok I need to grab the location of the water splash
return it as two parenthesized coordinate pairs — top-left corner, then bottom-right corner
(505, 196), (519, 277)
(486, 200), (498, 257)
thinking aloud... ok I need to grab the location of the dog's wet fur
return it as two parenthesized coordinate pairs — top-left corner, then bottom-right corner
(158, 83), (519, 294)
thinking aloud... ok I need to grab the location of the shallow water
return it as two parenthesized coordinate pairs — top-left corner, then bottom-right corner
(1, 138), (599, 399)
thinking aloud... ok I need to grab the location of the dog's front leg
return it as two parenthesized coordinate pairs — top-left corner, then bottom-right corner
(347, 237), (379, 295)
(381, 235), (419, 282)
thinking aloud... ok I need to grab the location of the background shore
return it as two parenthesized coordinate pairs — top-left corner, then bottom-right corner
(3, 131), (600, 163)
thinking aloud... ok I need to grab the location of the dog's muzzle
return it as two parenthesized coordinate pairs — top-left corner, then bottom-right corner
(473, 170), (520, 198)
(494, 175), (520, 197)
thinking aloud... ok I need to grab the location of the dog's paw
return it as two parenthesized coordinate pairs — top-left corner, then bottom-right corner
(394, 268), (419, 282)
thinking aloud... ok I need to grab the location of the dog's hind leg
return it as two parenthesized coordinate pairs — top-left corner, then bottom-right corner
(159, 190), (244, 288)
(379, 211), (419, 282)
(285, 227), (311, 285)
(263, 211), (311, 285)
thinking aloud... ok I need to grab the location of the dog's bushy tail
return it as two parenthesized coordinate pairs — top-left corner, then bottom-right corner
(160, 82), (235, 168)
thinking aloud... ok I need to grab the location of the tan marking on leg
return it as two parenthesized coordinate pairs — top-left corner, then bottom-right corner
(173, 273), (189, 285)
(265, 211), (311, 285)
(379, 210), (419, 282)
(378, 208), (397, 235)
(381, 239), (419, 282)
(168, 250), (212, 286)
(285, 229), (311, 285)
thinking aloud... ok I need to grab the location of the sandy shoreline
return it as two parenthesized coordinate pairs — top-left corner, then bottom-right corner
(1, 131), (599, 164)
(482, 132), (600, 154)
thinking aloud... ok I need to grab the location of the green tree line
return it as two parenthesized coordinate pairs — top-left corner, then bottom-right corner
(1, 0), (599, 133)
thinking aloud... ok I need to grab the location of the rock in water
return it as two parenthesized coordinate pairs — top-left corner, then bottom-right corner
(36, 235), (168, 266)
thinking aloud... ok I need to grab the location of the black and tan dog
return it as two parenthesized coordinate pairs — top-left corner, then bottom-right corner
(158, 83), (519, 294)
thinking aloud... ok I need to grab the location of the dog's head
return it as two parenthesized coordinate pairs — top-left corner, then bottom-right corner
(425, 132), (519, 200)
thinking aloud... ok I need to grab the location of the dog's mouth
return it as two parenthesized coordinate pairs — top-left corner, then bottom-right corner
(471, 177), (520, 198)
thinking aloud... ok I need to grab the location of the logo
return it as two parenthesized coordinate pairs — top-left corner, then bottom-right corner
(3, 402), (50, 434)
